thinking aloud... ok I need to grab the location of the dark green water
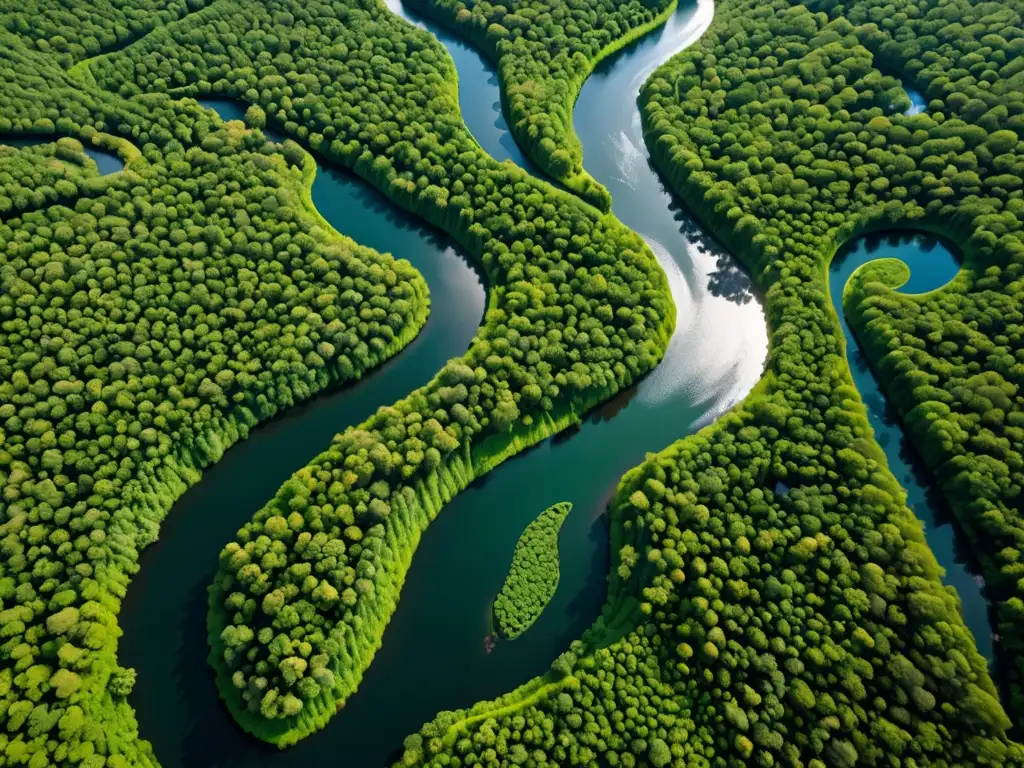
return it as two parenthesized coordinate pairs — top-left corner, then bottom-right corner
(118, 2), (770, 765)
(1, 135), (125, 174)
(830, 231), (995, 662)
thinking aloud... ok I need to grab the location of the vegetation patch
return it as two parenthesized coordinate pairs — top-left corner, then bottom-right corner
(493, 501), (571, 638)
(0, 27), (431, 763)
(405, 0), (677, 210)
(396, 0), (1024, 763)
(3, 0), (1023, 762)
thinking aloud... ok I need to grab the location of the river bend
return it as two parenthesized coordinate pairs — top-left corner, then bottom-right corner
(830, 232), (995, 663)
(120, 1), (769, 765)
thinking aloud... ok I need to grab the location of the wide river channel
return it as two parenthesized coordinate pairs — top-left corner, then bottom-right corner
(114, 0), (995, 764)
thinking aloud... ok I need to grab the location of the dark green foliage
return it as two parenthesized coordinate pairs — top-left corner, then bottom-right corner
(811, 0), (1024, 723)
(0, 0), (676, 753)
(2, 0), (216, 67)
(0, 17), (432, 765)
(405, 0), (675, 210)
(642, 0), (1024, 725)
(3, 0), (1022, 761)
(0, 138), (103, 217)
(74, 0), (673, 746)
(493, 500), (571, 638)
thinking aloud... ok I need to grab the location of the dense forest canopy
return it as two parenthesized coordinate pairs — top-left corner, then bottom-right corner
(0, 60), (432, 763)
(400, 0), (1024, 764)
(0, 0), (1022, 764)
(641, 0), (1024, 734)
(80, 0), (676, 744)
(1, 0), (676, 756)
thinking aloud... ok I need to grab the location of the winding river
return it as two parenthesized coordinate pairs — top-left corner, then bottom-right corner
(120, 0), (766, 765)
(114, 0), (994, 765)
(830, 232), (996, 662)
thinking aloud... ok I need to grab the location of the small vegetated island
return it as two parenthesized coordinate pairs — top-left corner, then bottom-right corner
(493, 501), (571, 639)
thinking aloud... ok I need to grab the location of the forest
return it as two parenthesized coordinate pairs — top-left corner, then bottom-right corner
(403, 0), (676, 209)
(0, 0), (1022, 764)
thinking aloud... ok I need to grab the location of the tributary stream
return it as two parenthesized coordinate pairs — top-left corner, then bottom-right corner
(830, 232), (995, 662)
(115, 0), (993, 764)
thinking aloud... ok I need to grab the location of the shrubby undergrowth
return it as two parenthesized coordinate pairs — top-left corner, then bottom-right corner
(493, 500), (571, 639)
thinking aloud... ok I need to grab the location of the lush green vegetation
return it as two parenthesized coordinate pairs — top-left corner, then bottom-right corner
(0, 138), (103, 217)
(2, 0), (1023, 761)
(78, 0), (674, 746)
(1, 0), (216, 68)
(493, 500), (571, 639)
(392, 0), (1024, 765)
(405, 0), (675, 211)
(814, 0), (1024, 723)
(0, 20), (435, 764)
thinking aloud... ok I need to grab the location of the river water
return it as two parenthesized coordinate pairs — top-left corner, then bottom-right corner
(113, 0), (993, 764)
(830, 232), (995, 662)
(904, 84), (927, 115)
(119, 1), (766, 764)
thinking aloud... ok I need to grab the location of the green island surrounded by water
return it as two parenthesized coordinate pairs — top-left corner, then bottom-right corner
(491, 500), (572, 640)
(1, 0), (1023, 765)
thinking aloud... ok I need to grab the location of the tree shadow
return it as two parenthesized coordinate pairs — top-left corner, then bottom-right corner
(650, 157), (759, 307)
(551, 508), (612, 654)
(176, 581), (270, 767)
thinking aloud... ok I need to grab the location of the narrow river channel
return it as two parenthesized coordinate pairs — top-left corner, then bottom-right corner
(830, 232), (996, 662)
(1, 136), (125, 174)
(119, 0), (768, 764)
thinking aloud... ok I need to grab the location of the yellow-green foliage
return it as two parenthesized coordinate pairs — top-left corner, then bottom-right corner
(494, 501), (571, 638)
